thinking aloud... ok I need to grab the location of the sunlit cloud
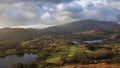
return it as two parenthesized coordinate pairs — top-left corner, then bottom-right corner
(0, 0), (120, 28)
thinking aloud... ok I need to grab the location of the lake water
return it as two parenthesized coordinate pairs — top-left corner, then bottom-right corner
(83, 39), (105, 44)
(0, 53), (37, 68)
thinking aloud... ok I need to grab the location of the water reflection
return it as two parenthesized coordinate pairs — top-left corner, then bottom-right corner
(0, 53), (37, 68)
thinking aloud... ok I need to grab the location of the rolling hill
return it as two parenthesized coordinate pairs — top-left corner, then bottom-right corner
(0, 20), (120, 41)
(0, 28), (41, 41)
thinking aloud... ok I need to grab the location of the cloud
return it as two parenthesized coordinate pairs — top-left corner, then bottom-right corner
(0, 0), (120, 28)
(0, 0), (74, 4)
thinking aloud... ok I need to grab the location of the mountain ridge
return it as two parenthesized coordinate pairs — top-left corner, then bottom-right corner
(47, 20), (120, 31)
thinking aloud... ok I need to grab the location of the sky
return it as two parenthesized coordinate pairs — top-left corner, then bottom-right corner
(0, 0), (120, 28)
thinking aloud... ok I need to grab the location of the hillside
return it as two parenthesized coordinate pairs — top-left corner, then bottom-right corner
(0, 28), (41, 41)
(47, 20), (120, 32)
(0, 20), (120, 41)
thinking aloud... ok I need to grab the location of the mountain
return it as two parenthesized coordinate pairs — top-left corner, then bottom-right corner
(47, 20), (120, 32)
(0, 20), (120, 41)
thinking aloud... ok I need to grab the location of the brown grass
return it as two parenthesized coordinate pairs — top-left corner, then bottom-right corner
(62, 63), (120, 68)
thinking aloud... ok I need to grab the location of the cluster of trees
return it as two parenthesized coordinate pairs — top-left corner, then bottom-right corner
(20, 39), (69, 49)
(0, 39), (70, 57)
